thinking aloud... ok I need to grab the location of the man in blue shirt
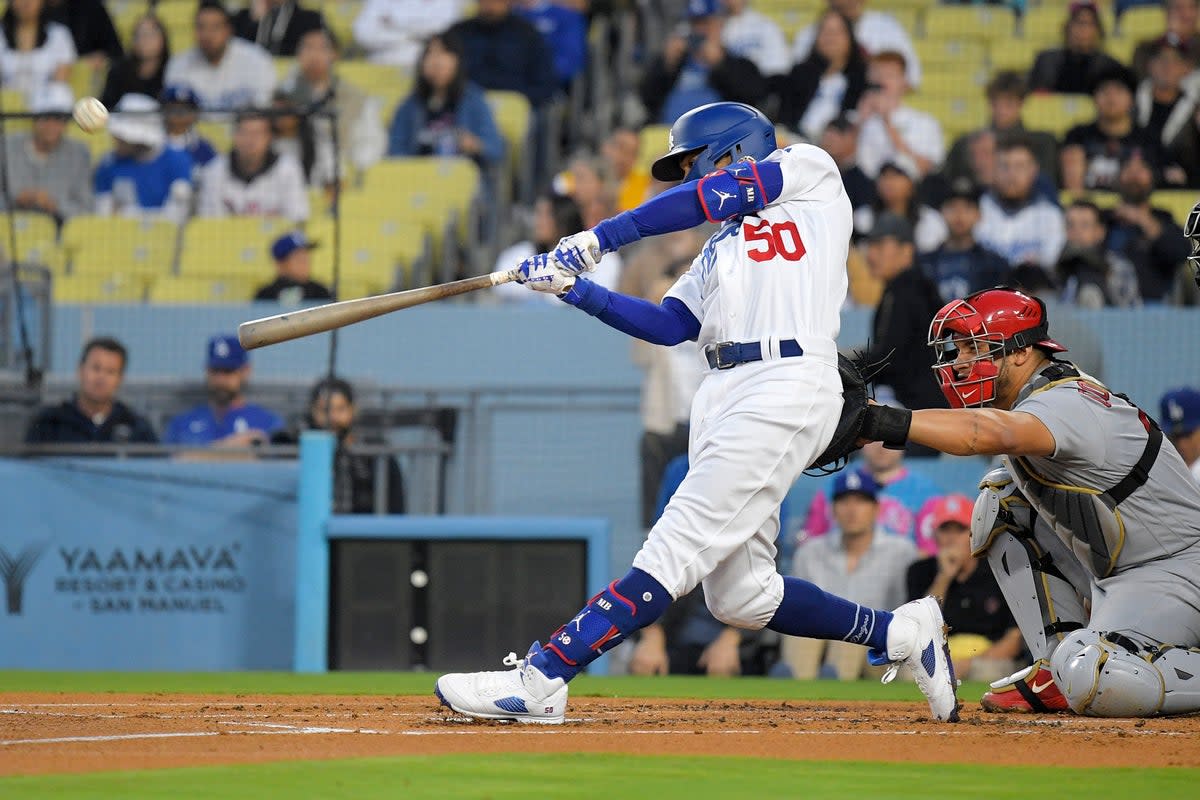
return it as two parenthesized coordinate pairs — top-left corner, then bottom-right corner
(93, 93), (193, 223)
(164, 334), (284, 446)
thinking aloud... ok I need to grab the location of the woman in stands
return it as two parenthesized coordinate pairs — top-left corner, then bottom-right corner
(776, 9), (867, 142)
(0, 0), (75, 104)
(1028, 0), (1122, 95)
(100, 13), (170, 110)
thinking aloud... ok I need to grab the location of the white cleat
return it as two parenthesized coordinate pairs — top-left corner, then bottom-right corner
(869, 596), (961, 722)
(435, 641), (568, 724)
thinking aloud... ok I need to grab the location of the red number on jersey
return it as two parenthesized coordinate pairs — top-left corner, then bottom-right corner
(1075, 382), (1112, 408)
(743, 220), (806, 263)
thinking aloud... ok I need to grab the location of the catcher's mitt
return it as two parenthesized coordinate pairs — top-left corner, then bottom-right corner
(805, 350), (885, 475)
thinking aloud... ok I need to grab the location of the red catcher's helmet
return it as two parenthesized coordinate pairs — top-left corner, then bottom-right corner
(927, 288), (1067, 408)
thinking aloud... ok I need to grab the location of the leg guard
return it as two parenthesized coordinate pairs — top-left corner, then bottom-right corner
(1050, 630), (1200, 717)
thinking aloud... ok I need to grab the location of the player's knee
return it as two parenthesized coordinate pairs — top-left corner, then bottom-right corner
(1049, 630), (1165, 717)
(703, 588), (775, 630)
(971, 467), (1033, 556)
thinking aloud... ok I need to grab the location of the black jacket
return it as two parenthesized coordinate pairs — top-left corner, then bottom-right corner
(25, 399), (157, 445)
(46, 0), (122, 59)
(639, 53), (767, 124)
(254, 277), (334, 303)
(100, 58), (166, 111)
(333, 447), (406, 515)
(447, 13), (557, 107)
(1028, 48), (1122, 95)
(775, 54), (867, 135)
(232, 2), (326, 57)
(1106, 206), (1190, 302)
(868, 266), (949, 412)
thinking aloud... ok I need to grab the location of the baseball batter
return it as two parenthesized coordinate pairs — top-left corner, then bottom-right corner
(858, 287), (1200, 716)
(435, 102), (959, 724)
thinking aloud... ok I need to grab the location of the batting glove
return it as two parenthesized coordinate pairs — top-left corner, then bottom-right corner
(553, 230), (602, 276)
(517, 253), (575, 295)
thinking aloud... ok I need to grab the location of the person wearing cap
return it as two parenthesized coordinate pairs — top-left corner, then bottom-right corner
(638, 0), (767, 125)
(161, 85), (217, 174)
(163, 334), (284, 447)
(1136, 35), (1200, 157)
(1161, 386), (1200, 484)
(1028, 1), (1123, 95)
(197, 110), (309, 222)
(854, 50), (943, 179)
(93, 93), (193, 223)
(853, 156), (946, 254)
(905, 494), (1021, 682)
(254, 231), (333, 304)
(863, 211), (949, 416)
(1133, 0), (1200, 78)
(100, 13), (169, 110)
(791, 0), (921, 90)
(919, 178), (1010, 303)
(0, 82), (91, 221)
(1108, 149), (1189, 302)
(783, 469), (918, 679)
(163, 0), (275, 111)
(976, 134), (1066, 276)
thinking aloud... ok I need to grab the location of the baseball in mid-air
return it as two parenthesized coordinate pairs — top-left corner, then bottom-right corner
(72, 97), (108, 134)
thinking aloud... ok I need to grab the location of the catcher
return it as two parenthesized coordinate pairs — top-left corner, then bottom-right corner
(835, 286), (1200, 716)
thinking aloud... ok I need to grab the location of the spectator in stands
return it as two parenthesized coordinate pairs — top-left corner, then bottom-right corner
(1107, 149), (1190, 302)
(777, 9), (867, 141)
(269, 91), (322, 185)
(232, 0), (325, 57)
(1137, 35), (1200, 160)
(0, 0), (76, 104)
(198, 110), (309, 222)
(855, 50), (943, 179)
(863, 212), (949, 414)
(721, 0), (790, 78)
(517, 0), (588, 89)
(942, 71), (1058, 192)
(920, 178), (1010, 303)
(0, 82), (91, 222)
(1061, 65), (1167, 192)
(254, 230), (333, 304)
(1057, 199), (1141, 307)
(976, 134), (1066, 276)
(792, 0), (920, 88)
(1160, 386), (1200, 484)
(93, 94), (193, 223)
(601, 128), (650, 212)
(639, 0), (767, 125)
(783, 470), (918, 679)
(279, 28), (385, 190)
(493, 193), (583, 304)
(161, 85), (217, 175)
(906, 494), (1021, 682)
(447, 0), (557, 108)
(164, 0), (275, 111)
(25, 337), (156, 445)
(853, 156), (947, 254)
(819, 113), (875, 211)
(388, 31), (505, 169)
(1133, 0), (1200, 77)
(44, 0), (119, 67)
(1028, 1), (1123, 95)
(100, 14), (169, 111)
(164, 334), (284, 447)
(353, 0), (466, 69)
(800, 440), (943, 549)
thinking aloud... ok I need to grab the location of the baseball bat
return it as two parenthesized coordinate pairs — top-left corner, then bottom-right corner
(238, 269), (520, 350)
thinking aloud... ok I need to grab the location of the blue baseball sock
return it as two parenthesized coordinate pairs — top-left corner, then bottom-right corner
(766, 576), (891, 652)
(528, 568), (670, 682)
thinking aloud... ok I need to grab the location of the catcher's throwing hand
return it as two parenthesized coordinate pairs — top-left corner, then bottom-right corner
(553, 230), (602, 276)
(517, 252), (575, 295)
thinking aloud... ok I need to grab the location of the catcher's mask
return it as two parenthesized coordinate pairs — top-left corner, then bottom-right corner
(1186, 201), (1200, 288)
(927, 288), (1067, 408)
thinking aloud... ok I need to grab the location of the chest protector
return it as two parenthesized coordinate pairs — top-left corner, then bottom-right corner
(1006, 362), (1163, 579)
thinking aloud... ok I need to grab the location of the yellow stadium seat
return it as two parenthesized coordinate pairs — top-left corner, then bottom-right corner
(1061, 190), (1119, 210)
(336, 61), (413, 121)
(110, 0), (144, 50)
(914, 37), (989, 69)
(53, 272), (146, 303)
(878, 0), (936, 10)
(1116, 6), (1165, 41)
(62, 216), (178, 278)
(357, 157), (480, 256)
(1152, 190), (1197, 226)
(307, 211), (433, 290)
(1019, 7), (1069, 47)
(1023, 93), (1095, 138)
(64, 125), (113, 164)
(195, 117), (233, 157)
(922, 65), (991, 98)
(906, 93), (988, 142)
(1105, 35), (1138, 66)
(335, 279), (375, 301)
(67, 61), (101, 101)
(637, 125), (670, 174)
(988, 37), (1042, 73)
(0, 212), (62, 270)
(148, 275), (257, 303)
(486, 90), (531, 168)
(178, 217), (290, 277)
(923, 7), (1017, 41)
(275, 58), (297, 82)
(321, 0), (363, 54)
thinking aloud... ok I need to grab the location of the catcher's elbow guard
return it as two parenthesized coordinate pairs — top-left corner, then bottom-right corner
(861, 405), (911, 449)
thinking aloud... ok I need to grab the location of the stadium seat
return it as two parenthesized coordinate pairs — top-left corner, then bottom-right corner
(637, 125), (670, 174)
(914, 37), (989, 70)
(486, 90), (532, 206)
(1023, 93), (1096, 137)
(1116, 6), (1164, 41)
(1152, 190), (1197, 226)
(1, 88), (29, 132)
(53, 272), (146, 303)
(67, 61), (100, 101)
(65, 125), (114, 165)
(195, 117), (233, 157)
(906, 92), (988, 142)
(922, 65), (991, 98)
(987, 37), (1041, 73)
(307, 215), (432, 291)
(1019, 6), (1114, 47)
(62, 216), (178, 278)
(110, 0), (143, 50)
(157, 1), (197, 54)
(275, 57), (297, 82)
(335, 61), (413, 121)
(148, 275), (257, 303)
(321, 0), (363, 54)
(923, 7), (1018, 42)
(1060, 190), (1120, 210)
(177, 217), (290, 277)
(1105, 35), (1138, 66)
(0, 212), (63, 271)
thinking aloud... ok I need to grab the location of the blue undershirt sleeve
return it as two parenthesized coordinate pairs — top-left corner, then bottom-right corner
(560, 279), (701, 346)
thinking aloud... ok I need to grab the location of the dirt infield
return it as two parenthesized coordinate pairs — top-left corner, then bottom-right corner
(1, 693), (1198, 776)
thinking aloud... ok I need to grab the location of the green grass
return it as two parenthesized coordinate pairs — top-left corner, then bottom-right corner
(0, 755), (1195, 800)
(0, 671), (989, 702)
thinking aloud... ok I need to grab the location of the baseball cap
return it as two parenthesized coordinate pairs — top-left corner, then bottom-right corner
(832, 469), (880, 502)
(107, 93), (165, 148)
(271, 231), (318, 262)
(879, 155), (919, 182)
(943, 176), (982, 205)
(160, 85), (201, 108)
(31, 82), (73, 116)
(206, 334), (248, 371)
(1089, 63), (1137, 95)
(928, 494), (973, 532)
(866, 211), (914, 244)
(686, 0), (720, 19)
(1160, 387), (1200, 437)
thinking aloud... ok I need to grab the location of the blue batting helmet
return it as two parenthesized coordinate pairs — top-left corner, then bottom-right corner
(651, 102), (777, 183)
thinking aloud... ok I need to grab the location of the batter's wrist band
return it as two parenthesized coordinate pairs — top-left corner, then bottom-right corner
(593, 213), (639, 252)
(561, 278), (608, 315)
(862, 406), (911, 449)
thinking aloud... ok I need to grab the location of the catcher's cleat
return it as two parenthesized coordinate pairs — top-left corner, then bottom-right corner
(435, 641), (568, 724)
(980, 660), (1070, 713)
